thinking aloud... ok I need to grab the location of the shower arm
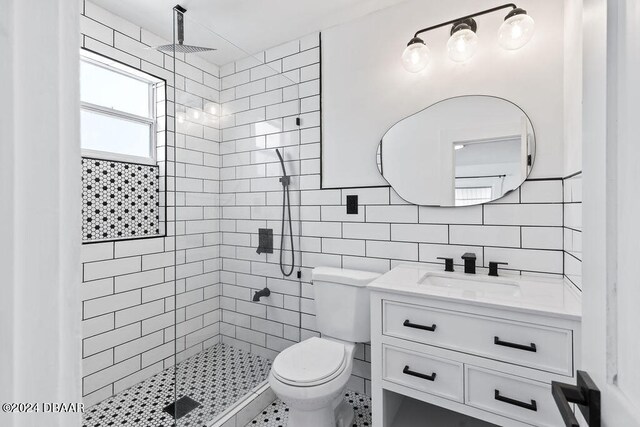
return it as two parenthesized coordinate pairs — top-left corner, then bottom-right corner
(174, 4), (187, 45)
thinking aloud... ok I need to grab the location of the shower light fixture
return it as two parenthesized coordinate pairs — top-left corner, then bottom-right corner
(401, 3), (534, 72)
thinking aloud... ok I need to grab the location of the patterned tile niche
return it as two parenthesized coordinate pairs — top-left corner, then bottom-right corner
(81, 158), (160, 242)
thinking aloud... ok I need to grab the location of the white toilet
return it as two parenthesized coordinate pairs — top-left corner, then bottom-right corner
(268, 267), (380, 427)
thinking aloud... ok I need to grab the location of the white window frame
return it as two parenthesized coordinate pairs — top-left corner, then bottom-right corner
(80, 53), (158, 166)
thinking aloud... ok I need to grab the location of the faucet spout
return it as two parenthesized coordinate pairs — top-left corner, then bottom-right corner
(252, 287), (271, 302)
(461, 252), (477, 274)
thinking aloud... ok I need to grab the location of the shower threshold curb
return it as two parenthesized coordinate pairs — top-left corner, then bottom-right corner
(208, 380), (274, 427)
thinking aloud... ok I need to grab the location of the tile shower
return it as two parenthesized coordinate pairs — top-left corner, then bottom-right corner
(79, 1), (583, 426)
(80, 0), (223, 411)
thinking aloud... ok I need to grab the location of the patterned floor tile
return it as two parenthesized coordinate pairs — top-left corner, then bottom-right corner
(82, 343), (272, 427)
(244, 390), (372, 427)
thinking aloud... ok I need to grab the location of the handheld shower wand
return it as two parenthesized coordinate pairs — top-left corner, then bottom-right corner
(275, 149), (295, 277)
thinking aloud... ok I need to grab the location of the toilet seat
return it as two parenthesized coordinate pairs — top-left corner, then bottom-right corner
(271, 337), (348, 387)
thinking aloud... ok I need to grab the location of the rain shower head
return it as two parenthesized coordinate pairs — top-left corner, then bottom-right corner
(154, 44), (217, 54)
(153, 5), (217, 54)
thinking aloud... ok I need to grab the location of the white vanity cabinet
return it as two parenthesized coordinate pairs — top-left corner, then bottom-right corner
(369, 265), (582, 427)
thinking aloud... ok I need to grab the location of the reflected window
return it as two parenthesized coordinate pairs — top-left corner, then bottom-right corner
(80, 50), (162, 164)
(455, 187), (492, 206)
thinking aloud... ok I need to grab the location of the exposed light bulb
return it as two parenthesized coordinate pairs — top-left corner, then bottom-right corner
(498, 9), (535, 50)
(447, 27), (478, 62)
(401, 37), (430, 73)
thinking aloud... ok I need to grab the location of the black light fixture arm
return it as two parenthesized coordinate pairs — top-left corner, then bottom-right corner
(412, 3), (517, 38)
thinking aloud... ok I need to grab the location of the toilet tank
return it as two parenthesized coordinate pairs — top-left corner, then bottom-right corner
(311, 267), (381, 343)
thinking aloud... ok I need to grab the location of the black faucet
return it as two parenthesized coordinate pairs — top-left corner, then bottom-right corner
(461, 253), (477, 274)
(488, 262), (508, 277)
(252, 287), (271, 302)
(437, 257), (454, 272)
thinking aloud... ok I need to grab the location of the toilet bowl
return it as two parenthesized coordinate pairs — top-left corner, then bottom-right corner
(267, 267), (381, 427)
(269, 337), (356, 427)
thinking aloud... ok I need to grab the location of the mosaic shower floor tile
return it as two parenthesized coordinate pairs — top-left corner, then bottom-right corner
(82, 343), (272, 427)
(244, 390), (372, 427)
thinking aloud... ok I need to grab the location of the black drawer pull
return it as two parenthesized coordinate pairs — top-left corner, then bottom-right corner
(495, 389), (538, 411)
(494, 336), (537, 352)
(403, 365), (436, 381)
(403, 319), (436, 332)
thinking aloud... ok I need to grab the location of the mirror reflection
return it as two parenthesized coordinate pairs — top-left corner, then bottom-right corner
(377, 95), (535, 206)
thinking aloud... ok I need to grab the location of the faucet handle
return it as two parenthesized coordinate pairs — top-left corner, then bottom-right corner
(488, 262), (508, 277)
(436, 257), (454, 272)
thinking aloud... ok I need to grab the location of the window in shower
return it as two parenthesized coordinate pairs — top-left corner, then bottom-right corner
(79, 49), (167, 242)
(80, 49), (162, 165)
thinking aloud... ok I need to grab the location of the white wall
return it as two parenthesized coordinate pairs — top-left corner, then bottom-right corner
(563, 0), (583, 177)
(322, 0), (566, 188)
(0, 0), (82, 426)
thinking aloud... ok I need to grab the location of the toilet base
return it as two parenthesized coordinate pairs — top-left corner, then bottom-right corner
(335, 399), (355, 427)
(287, 396), (354, 427)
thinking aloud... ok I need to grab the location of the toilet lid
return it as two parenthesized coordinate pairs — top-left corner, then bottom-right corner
(272, 337), (347, 386)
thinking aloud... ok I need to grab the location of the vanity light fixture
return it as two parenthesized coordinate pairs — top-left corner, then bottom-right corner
(447, 19), (479, 62)
(498, 8), (535, 50)
(401, 3), (535, 72)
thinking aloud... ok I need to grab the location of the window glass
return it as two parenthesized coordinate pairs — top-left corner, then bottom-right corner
(81, 60), (150, 118)
(455, 187), (493, 206)
(81, 109), (152, 159)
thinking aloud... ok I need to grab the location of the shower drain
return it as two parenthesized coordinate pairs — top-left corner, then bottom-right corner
(163, 396), (201, 419)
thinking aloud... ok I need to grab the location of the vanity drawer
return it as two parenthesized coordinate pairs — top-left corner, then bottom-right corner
(382, 300), (573, 375)
(465, 365), (564, 426)
(382, 344), (463, 402)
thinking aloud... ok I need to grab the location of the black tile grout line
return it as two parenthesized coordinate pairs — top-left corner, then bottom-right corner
(564, 251), (583, 262)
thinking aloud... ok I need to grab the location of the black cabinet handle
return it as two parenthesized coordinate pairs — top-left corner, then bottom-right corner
(403, 319), (436, 332)
(494, 389), (537, 412)
(403, 365), (436, 381)
(494, 336), (537, 352)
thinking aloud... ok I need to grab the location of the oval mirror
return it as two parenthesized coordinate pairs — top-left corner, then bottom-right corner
(377, 95), (535, 206)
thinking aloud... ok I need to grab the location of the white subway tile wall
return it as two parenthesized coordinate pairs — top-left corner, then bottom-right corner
(80, 5), (581, 405)
(216, 34), (569, 396)
(563, 173), (582, 290)
(80, 1), (221, 407)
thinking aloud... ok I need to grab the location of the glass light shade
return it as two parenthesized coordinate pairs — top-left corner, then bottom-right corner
(447, 28), (478, 62)
(498, 13), (535, 50)
(401, 41), (430, 73)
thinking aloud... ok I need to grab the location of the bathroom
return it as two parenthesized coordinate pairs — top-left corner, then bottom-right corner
(1, 0), (639, 426)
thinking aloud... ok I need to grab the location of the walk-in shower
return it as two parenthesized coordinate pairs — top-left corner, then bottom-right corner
(80, 3), (304, 425)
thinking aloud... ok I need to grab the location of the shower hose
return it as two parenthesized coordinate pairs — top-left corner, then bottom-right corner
(276, 149), (295, 277)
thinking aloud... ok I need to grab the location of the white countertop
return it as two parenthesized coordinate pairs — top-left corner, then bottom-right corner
(368, 264), (582, 321)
